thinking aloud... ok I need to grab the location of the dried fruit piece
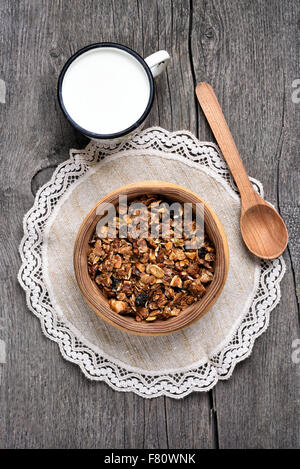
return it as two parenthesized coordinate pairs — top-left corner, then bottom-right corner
(135, 292), (148, 308)
(197, 247), (206, 259)
(111, 276), (119, 290)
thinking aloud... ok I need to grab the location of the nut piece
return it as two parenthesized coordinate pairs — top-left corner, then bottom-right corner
(113, 254), (122, 269)
(136, 262), (145, 273)
(170, 275), (183, 288)
(205, 253), (215, 262)
(174, 249), (186, 260)
(140, 273), (152, 284)
(137, 239), (148, 253)
(149, 265), (164, 278)
(185, 252), (197, 260)
(109, 299), (128, 314)
(199, 270), (214, 283)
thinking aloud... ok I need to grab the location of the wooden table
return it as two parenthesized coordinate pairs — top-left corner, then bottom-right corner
(0, 0), (299, 449)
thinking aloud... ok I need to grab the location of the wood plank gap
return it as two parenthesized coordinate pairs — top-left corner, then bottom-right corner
(275, 73), (300, 314)
(276, 71), (286, 217)
(163, 397), (170, 449)
(287, 244), (300, 322)
(142, 398), (145, 449)
(188, 0), (199, 138)
(208, 389), (219, 449)
(123, 393), (126, 449)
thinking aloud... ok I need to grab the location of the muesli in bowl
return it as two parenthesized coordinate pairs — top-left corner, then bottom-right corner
(87, 194), (216, 322)
(74, 181), (228, 336)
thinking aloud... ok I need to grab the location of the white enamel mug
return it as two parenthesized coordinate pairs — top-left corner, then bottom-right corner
(57, 43), (170, 144)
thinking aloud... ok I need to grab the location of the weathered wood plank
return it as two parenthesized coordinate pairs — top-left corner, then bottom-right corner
(0, 0), (299, 449)
(191, 0), (300, 448)
(0, 0), (214, 449)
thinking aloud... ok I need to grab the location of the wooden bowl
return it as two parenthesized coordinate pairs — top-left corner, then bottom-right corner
(74, 181), (229, 336)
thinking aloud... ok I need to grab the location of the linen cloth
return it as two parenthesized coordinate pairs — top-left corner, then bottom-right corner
(18, 128), (285, 397)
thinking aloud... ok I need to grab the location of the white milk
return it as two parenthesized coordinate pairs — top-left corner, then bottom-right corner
(61, 47), (151, 135)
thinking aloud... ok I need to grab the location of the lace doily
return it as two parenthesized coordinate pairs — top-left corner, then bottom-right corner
(18, 127), (286, 398)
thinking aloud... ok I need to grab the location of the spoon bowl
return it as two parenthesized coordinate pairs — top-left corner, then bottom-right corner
(240, 201), (288, 259)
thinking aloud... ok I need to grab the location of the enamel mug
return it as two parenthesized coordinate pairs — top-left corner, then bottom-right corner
(57, 42), (170, 144)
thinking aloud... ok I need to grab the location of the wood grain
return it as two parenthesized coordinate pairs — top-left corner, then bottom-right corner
(191, 0), (300, 448)
(0, 0), (299, 449)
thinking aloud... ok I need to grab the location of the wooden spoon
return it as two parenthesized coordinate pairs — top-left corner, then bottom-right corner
(195, 82), (288, 259)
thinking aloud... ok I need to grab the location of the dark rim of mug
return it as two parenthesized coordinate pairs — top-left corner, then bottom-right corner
(57, 42), (155, 140)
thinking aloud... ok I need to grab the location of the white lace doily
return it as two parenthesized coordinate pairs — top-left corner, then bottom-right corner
(18, 127), (286, 398)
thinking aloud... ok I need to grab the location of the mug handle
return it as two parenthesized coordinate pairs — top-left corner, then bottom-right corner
(144, 50), (170, 78)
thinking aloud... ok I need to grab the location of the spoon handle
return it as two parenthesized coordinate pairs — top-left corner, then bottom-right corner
(195, 83), (258, 206)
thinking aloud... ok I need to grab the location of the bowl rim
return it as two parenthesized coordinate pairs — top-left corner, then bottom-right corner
(73, 181), (229, 336)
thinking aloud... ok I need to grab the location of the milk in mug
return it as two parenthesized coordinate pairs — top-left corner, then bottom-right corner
(58, 43), (170, 142)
